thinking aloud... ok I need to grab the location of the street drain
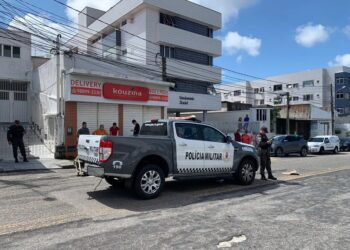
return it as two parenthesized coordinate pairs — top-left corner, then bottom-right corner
(43, 197), (57, 202)
(217, 235), (247, 248)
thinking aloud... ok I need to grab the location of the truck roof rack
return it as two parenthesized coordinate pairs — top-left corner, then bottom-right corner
(168, 116), (202, 123)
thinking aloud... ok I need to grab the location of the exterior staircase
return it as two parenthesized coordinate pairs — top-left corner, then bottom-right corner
(0, 123), (54, 161)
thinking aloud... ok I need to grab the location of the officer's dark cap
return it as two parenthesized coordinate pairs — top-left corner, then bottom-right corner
(261, 127), (268, 133)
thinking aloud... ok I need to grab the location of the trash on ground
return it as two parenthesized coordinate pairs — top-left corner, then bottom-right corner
(217, 235), (247, 248)
(282, 170), (300, 175)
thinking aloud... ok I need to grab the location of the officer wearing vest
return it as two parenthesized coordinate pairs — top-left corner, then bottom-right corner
(258, 127), (277, 180)
(7, 120), (28, 163)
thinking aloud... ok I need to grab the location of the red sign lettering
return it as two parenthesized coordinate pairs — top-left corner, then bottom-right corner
(71, 87), (101, 97)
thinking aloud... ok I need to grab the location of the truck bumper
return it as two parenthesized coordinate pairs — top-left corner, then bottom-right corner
(87, 165), (104, 177)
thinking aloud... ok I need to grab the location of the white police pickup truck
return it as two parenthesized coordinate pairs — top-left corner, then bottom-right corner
(78, 119), (259, 199)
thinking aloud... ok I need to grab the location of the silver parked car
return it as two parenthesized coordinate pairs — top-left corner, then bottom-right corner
(271, 135), (308, 157)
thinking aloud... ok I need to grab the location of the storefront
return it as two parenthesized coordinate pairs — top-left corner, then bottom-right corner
(63, 69), (172, 157)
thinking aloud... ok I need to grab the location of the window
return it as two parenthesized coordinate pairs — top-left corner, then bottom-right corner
(175, 123), (202, 140)
(12, 46), (20, 58)
(202, 126), (226, 143)
(303, 94), (313, 101)
(303, 80), (314, 87)
(337, 108), (345, 114)
(0, 44), (2, 56)
(259, 100), (265, 105)
(233, 90), (241, 96)
(273, 84), (283, 91)
(3, 45), (11, 57)
(0, 91), (9, 100)
(14, 92), (27, 101)
(336, 93), (344, 99)
(259, 87), (265, 93)
(292, 96), (299, 101)
(324, 138), (330, 143)
(160, 45), (174, 59)
(293, 83), (299, 88)
(254, 88), (259, 94)
(256, 109), (267, 121)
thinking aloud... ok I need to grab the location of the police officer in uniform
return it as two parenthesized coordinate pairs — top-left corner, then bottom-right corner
(7, 120), (28, 163)
(258, 127), (277, 180)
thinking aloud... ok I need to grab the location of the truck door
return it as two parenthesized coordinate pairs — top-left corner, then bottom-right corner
(201, 125), (234, 172)
(174, 123), (205, 174)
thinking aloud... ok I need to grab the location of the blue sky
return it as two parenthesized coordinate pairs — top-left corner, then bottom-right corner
(6, 0), (350, 80)
(214, 0), (350, 78)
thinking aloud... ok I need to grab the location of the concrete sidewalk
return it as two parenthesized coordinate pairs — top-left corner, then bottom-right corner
(0, 158), (74, 173)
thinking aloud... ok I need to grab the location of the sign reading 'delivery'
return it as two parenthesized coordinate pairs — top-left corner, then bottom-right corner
(71, 80), (102, 97)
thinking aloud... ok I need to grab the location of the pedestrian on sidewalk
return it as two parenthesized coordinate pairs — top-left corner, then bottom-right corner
(242, 130), (251, 144)
(258, 127), (277, 181)
(7, 120), (28, 163)
(93, 124), (108, 135)
(77, 122), (90, 137)
(109, 122), (120, 136)
(243, 114), (250, 130)
(132, 120), (140, 136)
(234, 129), (242, 142)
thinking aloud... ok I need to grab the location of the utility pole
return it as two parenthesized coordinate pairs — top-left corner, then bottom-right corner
(330, 84), (335, 135)
(54, 34), (62, 151)
(280, 92), (290, 134)
(286, 92), (290, 135)
(161, 56), (167, 82)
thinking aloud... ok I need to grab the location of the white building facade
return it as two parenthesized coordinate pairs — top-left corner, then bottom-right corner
(0, 29), (32, 123)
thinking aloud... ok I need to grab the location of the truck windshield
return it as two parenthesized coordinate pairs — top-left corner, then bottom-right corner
(309, 138), (324, 142)
(140, 122), (168, 136)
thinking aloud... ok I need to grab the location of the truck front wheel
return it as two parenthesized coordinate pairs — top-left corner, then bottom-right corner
(134, 164), (165, 199)
(235, 159), (256, 185)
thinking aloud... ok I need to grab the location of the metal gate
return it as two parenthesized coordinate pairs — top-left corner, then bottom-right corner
(0, 80), (29, 123)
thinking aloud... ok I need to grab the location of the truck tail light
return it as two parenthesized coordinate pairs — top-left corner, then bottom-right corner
(99, 140), (113, 163)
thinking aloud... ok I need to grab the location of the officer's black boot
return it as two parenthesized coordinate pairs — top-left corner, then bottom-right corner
(15, 158), (19, 163)
(268, 175), (277, 180)
(23, 158), (29, 162)
(261, 174), (267, 180)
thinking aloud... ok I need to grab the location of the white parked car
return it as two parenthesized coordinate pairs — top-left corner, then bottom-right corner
(307, 135), (340, 154)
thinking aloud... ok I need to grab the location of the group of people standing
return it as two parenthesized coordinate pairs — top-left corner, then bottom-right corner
(77, 120), (140, 137)
(234, 126), (277, 181)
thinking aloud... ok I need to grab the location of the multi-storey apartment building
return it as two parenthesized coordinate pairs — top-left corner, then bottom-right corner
(220, 66), (350, 137)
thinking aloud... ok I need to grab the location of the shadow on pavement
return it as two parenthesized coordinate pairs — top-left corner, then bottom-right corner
(86, 177), (302, 212)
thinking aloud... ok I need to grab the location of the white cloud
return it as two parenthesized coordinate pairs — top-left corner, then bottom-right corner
(65, 0), (258, 25)
(66, 0), (121, 23)
(343, 25), (350, 38)
(329, 54), (350, 67)
(295, 23), (330, 48)
(222, 31), (262, 56)
(189, 0), (258, 25)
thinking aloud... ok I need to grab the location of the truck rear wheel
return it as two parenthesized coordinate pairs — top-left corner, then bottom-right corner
(134, 164), (165, 199)
(235, 159), (256, 185)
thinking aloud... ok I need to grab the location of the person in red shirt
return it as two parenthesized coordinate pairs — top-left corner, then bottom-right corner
(109, 123), (120, 136)
(242, 130), (251, 144)
(234, 129), (241, 142)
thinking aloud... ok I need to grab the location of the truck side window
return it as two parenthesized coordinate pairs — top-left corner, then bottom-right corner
(202, 126), (226, 143)
(175, 123), (202, 141)
(325, 138), (330, 143)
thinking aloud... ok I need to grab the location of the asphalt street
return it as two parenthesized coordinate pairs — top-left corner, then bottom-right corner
(0, 152), (349, 249)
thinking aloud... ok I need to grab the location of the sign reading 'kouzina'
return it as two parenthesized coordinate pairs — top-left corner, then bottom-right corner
(185, 152), (223, 160)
